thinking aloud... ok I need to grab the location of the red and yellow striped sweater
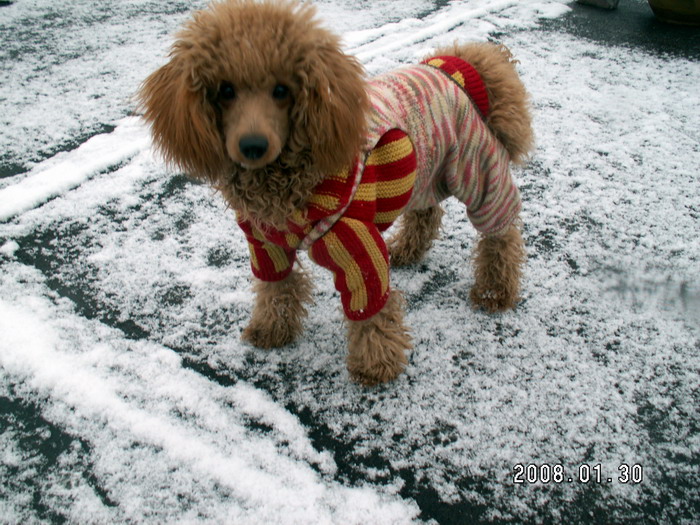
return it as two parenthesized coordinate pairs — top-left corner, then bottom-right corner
(239, 56), (521, 321)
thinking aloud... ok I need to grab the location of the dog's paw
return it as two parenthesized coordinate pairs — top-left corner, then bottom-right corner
(347, 351), (408, 386)
(471, 224), (525, 313)
(243, 271), (312, 349)
(345, 290), (412, 386)
(242, 317), (300, 349)
(470, 285), (518, 313)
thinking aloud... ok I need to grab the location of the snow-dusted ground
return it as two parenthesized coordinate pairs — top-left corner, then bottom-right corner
(1, 0), (699, 523)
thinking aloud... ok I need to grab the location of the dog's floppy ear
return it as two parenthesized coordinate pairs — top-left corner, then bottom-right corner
(293, 40), (369, 175)
(137, 56), (226, 182)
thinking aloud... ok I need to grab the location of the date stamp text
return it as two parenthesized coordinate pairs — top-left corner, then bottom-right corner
(513, 463), (643, 484)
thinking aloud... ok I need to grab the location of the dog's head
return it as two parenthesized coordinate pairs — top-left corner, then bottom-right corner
(137, 0), (368, 224)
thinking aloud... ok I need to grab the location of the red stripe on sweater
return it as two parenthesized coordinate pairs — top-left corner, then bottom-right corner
(312, 219), (389, 320)
(250, 244), (294, 282)
(308, 234), (351, 305)
(342, 198), (376, 223)
(365, 155), (417, 183)
(336, 220), (389, 320)
(375, 191), (414, 215)
(375, 128), (409, 147)
(421, 55), (490, 119)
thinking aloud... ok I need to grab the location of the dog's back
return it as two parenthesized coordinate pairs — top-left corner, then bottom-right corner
(363, 55), (521, 236)
(430, 42), (534, 165)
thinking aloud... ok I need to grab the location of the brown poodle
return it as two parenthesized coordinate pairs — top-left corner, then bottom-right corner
(137, 0), (533, 386)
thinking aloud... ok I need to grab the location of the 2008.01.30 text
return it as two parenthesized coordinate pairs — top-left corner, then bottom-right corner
(513, 463), (643, 484)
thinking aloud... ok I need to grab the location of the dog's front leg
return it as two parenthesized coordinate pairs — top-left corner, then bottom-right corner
(242, 269), (313, 349)
(345, 290), (412, 386)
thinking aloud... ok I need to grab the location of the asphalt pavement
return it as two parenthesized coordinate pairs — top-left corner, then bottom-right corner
(553, 1), (700, 60)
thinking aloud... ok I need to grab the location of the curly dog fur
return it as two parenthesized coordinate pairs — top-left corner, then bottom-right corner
(138, 0), (534, 385)
(346, 290), (412, 386)
(388, 206), (445, 268)
(241, 268), (313, 348)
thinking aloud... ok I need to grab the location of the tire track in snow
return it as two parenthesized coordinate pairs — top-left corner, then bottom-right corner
(0, 282), (419, 524)
(346, 0), (517, 62)
(0, 117), (149, 222)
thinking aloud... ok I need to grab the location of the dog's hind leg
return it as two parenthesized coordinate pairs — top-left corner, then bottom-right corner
(470, 220), (525, 312)
(388, 206), (444, 267)
(242, 268), (313, 348)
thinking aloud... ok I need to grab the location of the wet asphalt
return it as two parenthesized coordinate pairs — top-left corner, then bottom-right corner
(549, 0), (700, 60)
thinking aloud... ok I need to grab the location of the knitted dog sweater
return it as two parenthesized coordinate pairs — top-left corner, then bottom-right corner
(238, 56), (521, 321)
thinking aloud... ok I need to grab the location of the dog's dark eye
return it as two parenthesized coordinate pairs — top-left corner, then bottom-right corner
(219, 82), (236, 101)
(272, 84), (290, 100)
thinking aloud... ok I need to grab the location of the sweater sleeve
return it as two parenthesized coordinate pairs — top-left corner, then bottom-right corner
(308, 217), (390, 321)
(238, 220), (296, 282)
(466, 145), (522, 236)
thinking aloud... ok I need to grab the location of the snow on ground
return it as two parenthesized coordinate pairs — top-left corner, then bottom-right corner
(1, 0), (699, 523)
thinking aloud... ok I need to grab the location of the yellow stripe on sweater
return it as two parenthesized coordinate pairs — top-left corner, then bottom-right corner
(344, 219), (389, 294)
(366, 136), (414, 166)
(327, 165), (352, 182)
(375, 210), (401, 224)
(308, 193), (339, 212)
(322, 231), (368, 311)
(249, 243), (259, 272)
(251, 228), (266, 243)
(425, 58), (446, 68)
(353, 183), (376, 202)
(451, 70), (465, 89)
(376, 170), (416, 199)
(264, 243), (292, 274)
(285, 232), (300, 248)
(289, 209), (306, 228)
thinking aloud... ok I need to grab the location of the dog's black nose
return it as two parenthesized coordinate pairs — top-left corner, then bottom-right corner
(239, 135), (269, 161)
